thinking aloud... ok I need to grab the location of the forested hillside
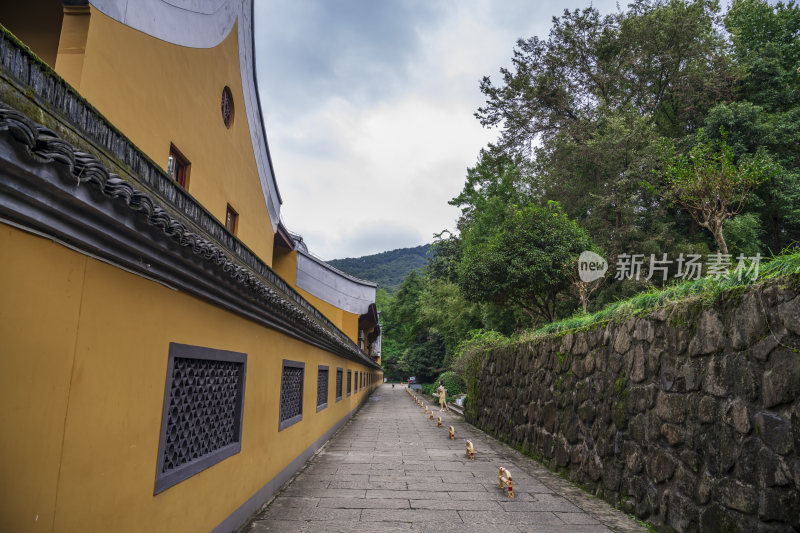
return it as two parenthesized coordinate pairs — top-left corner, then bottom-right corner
(328, 244), (430, 293)
(379, 0), (800, 384)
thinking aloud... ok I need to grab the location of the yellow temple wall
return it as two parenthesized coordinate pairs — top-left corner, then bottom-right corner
(0, 225), (381, 533)
(54, 8), (275, 264)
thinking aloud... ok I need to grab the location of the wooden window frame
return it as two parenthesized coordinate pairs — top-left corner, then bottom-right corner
(168, 144), (190, 189)
(225, 204), (238, 235)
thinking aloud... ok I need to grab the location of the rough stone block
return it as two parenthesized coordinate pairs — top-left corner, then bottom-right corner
(666, 325), (689, 356)
(629, 414), (647, 442)
(777, 295), (800, 335)
(717, 478), (757, 514)
(647, 450), (676, 483)
(701, 425), (740, 475)
(661, 423), (683, 446)
(541, 401), (558, 433)
(722, 398), (751, 434)
(646, 412), (662, 442)
(793, 458), (800, 490)
(673, 464), (698, 498)
(651, 307), (669, 322)
(614, 326), (631, 354)
(656, 392), (687, 424)
(762, 348), (800, 408)
(680, 449), (700, 473)
(703, 356), (730, 396)
(631, 344), (646, 383)
(700, 502), (742, 533)
(562, 411), (579, 444)
(554, 436), (570, 466)
(698, 395), (717, 424)
(702, 356), (729, 397)
(757, 446), (792, 487)
(668, 491), (700, 533)
(754, 411), (793, 455)
(583, 351), (595, 374)
(660, 359), (677, 391)
(586, 452), (602, 482)
(750, 333), (781, 361)
(680, 361), (700, 392)
(696, 470), (714, 505)
(577, 401), (595, 424)
(688, 310), (723, 356)
(734, 437), (761, 486)
(759, 487), (799, 526)
(572, 332), (589, 355)
(729, 292), (766, 350)
(624, 444), (644, 475)
(647, 343), (663, 376)
(602, 460), (623, 491)
(634, 319), (655, 343)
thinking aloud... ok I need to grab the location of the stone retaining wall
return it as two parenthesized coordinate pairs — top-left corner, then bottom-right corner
(465, 276), (800, 532)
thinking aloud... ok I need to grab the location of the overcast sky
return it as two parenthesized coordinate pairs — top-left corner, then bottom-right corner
(253, 0), (619, 260)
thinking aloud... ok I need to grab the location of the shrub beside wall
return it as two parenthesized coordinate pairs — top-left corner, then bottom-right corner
(465, 275), (800, 532)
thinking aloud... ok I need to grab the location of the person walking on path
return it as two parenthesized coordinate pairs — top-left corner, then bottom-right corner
(437, 381), (448, 411)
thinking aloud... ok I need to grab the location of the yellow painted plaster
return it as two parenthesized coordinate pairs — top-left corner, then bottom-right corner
(54, 5), (90, 88)
(0, 225), (86, 533)
(55, 8), (275, 265)
(0, 227), (379, 532)
(271, 248), (297, 286)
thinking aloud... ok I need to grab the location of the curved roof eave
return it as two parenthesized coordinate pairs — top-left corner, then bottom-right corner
(87, 0), (283, 230)
(296, 248), (379, 289)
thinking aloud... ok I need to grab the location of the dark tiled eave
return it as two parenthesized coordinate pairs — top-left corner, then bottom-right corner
(0, 25), (379, 370)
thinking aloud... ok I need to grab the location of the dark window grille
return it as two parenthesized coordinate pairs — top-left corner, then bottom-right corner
(347, 370), (352, 397)
(336, 368), (343, 401)
(279, 360), (304, 430)
(317, 365), (329, 412)
(155, 343), (246, 494)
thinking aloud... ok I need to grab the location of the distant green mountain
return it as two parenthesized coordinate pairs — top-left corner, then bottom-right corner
(329, 244), (430, 293)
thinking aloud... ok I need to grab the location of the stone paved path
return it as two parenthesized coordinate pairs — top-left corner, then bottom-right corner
(244, 384), (647, 532)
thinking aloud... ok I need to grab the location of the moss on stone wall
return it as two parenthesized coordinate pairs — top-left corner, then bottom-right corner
(466, 275), (800, 532)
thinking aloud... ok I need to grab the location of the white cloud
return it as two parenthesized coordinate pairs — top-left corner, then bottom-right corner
(255, 0), (620, 259)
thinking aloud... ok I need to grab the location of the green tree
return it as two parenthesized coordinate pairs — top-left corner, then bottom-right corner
(417, 278), (483, 367)
(475, 1), (734, 257)
(450, 147), (537, 231)
(458, 201), (594, 324)
(476, 0), (729, 152)
(660, 132), (770, 254)
(397, 333), (445, 383)
(711, 0), (800, 251)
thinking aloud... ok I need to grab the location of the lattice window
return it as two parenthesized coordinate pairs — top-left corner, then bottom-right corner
(279, 360), (304, 430)
(347, 370), (352, 396)
(155, 343), (246, 494)
(336, 368), (343, 401)
(317, 365), (329, 412)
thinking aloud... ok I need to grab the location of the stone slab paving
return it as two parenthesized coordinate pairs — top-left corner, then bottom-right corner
(242, 384), (647, 533)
